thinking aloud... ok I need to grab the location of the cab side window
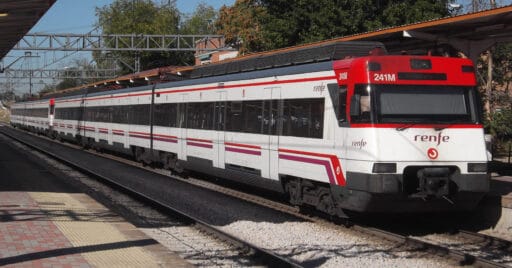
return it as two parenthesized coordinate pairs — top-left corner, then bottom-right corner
(351, 85), (372, 123)
(327, 83), (348, 126)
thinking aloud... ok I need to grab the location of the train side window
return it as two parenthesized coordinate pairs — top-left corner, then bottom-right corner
(154, 103), (177, 127)
(282, 98), (324, 138)
(113, 106), (126, 124)
(95, 106), (111, 123)
(177, 103), (186, 128)
(263, 100), (279, 135)
(186, 102), (214, 130)
(226, 101), (242, 132)
(243, 100), (264, 133)
(214, 101), (226, 131)
(130, 104), (150, 125)
(186, 103), (199, 129)
(153, 104), (166, 126)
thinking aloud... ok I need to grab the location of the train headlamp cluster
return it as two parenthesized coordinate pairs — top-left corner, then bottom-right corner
(372, 163), (397, 173)
(410, 59), (432, 70)
(367, 62), (381, 71)
(467, 163), (487, 173)
(462, 65), (475, 73)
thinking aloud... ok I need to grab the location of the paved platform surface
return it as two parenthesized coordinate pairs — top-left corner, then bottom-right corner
(0, 133), (192, 267)
(489, 158), (512, 208)
(490, 174), (512, 208)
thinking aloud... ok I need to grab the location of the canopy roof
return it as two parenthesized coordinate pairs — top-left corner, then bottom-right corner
(0, 0), (56, 60)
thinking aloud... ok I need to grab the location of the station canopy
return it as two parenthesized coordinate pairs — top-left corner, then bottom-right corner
(337, 5), (512, 61)
(0, 0), (56, 60)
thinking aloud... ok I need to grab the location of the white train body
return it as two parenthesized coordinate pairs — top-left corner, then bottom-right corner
(11, 46), (489, 213)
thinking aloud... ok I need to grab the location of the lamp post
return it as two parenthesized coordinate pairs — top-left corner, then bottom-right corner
(25, 52), (33, 97)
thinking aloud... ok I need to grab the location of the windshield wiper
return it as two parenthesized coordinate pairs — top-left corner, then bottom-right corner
(395, 123), (420, 131)
(395, 120), (465, 131)
(429, 120), (465, 131)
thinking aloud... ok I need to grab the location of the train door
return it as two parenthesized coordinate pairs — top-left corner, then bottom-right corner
(48, 98), (55, 129)
(267, 87), (281, 180)
(216, 91), (227, 169)
(328, 83), (348, 155)
(178, 94), (188, 161)
(78, 97), (87, 139)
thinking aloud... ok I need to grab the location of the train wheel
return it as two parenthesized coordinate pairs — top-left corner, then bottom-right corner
(173, 160), (185, 174)
(134, 147), (145, 164)
(316, 188), (336, 216)
(284, 178), (302, 206)
(162, 153), (176, 170)
(80, 137), (90, 149)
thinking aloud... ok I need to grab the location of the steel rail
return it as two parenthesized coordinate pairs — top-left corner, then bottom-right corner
(0, 126), (303, 268)
(351, 225), (510, 268)
(2, 125), (510, 268)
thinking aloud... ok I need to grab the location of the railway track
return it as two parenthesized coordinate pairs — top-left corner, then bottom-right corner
(0, 125), (302, 268)
(408, 229), (512, 266)
(2, 125), (511, 267)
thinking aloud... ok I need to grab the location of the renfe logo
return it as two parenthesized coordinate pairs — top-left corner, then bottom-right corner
(313, 83), (326, 93)
(414, 133), (450, 146)
(427, 148), (439, 159)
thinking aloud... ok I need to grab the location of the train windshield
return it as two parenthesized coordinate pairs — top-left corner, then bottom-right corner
(353, 84), (481, 124)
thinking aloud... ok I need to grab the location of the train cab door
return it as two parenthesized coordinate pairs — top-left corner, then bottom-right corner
(329, 82), (349, 175)
(265, 87), (281, 181)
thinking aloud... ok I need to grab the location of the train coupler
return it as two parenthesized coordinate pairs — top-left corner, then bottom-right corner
(417, 167), (451, 198)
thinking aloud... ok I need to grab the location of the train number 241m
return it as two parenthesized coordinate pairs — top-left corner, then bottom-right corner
(373, 73), (396, 82)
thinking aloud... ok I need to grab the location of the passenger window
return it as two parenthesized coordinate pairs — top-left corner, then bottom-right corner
(186, 102), (214, 130)
(282, 98), (324, 138)
(263, 100), (279, 135)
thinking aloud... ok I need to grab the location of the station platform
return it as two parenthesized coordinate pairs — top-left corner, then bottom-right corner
(490, 175), (512, 208)
(489, 158), (512, 208)
(0, 133), (192, 267)
(478, 159), (512, 239)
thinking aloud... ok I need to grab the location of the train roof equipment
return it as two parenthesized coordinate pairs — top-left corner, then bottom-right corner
(190, 41), (385, 79)
(41, 41), (385, 99)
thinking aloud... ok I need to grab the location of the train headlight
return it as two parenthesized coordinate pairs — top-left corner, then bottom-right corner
(372, 163), (397, 173)
(468, 163), (487, 173)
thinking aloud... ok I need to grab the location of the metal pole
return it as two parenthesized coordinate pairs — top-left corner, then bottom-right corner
(508, 143), (511, 164)
(486, 50), (493, 119)
(29, 70), (32, 96)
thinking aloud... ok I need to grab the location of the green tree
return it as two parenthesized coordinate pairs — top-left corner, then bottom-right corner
(259, 0), (450, 50)
(38, 84), (57, 97)
(216, 0), (266, 54)
(379, 0), (449, 27)
(0, 89), (15, 103)
(95, 0), (186, 74)
(36, 58), (100, 96)
(181, 2), (217, 34)
(492, 43), (512, 98)
(487, 109), (512, 153)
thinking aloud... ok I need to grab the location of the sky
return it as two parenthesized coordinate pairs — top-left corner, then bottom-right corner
(28, 0), (512, 34)
(30, 0), (236, 33)
(3, 0), (512, 94)
(3, 0), (235, 94)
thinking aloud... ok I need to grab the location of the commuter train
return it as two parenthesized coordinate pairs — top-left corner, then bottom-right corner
(11, 41), (490, 215)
